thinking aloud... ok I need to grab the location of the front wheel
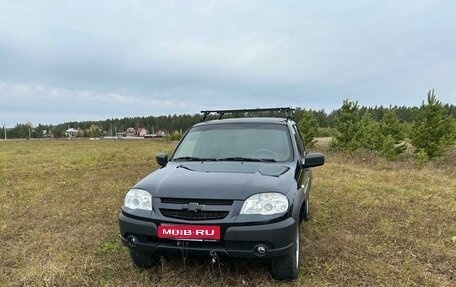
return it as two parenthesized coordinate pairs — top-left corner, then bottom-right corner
(129, 249), (158, 269)
(271, 223), (300, 280)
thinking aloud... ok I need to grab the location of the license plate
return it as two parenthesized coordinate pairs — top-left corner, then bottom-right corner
(158, 225), (220, 241)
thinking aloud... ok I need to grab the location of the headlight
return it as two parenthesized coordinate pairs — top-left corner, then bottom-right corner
(124, 189), (152, 211)
(240, 192), (289, 215)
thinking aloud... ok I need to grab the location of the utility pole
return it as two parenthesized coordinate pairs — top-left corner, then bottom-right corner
(3, 124), (6, 141)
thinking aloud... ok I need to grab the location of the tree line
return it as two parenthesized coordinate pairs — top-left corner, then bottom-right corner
(299, 90), (455, 162)
(2, 90), (455, 161)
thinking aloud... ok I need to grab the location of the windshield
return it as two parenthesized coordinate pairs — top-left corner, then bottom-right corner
(172, 123), (293, 162)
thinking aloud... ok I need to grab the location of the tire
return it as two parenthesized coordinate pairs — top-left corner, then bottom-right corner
(129, 249), (157, 269)
(271, 223), (300, 280)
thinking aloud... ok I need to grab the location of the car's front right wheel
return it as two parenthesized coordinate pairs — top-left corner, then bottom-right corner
(271, 223), (300, 280)
(129, 249), (157, 269)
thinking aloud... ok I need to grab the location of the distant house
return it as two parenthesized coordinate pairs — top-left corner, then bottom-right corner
(65, 128), (78, 139)
(126, 127), (136, 137)
(155, 130), (165, 138)
(136, 128), (147, 137)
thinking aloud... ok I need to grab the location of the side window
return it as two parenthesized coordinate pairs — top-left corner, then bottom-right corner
(292, 125), (305, 158)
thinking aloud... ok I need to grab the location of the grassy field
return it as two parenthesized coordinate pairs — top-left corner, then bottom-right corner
(0, 140), (455, 287)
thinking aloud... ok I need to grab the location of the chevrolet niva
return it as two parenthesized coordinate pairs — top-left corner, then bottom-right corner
(118, 108), (324, 280)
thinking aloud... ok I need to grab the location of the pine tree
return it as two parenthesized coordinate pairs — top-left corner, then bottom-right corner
(380, 109), (404, 143)
(380, 135), (398, 161)
(358, 112), (382, 151)
(330, 100), (362, 151)
(411, 89), (454, 159)
(378, 109), (406, 160)
(298, 110), (319, 148)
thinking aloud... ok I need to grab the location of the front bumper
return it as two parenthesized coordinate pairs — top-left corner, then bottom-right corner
(118, 212), (297, 259)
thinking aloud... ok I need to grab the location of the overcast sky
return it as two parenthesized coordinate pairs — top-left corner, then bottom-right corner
(1, 1), (455, 127)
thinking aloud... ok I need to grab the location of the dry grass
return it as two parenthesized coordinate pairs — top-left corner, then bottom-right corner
(0, 139), (455, 287)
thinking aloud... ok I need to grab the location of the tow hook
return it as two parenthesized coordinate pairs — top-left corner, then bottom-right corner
(210, 250), (218, 264)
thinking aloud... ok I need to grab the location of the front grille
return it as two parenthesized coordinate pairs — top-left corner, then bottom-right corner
(160, 198), (233, 206)
(160, 209), (229, 220)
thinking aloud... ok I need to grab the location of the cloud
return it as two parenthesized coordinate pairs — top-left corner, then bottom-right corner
(0, 1), (455, 126)
(0, 81), (205, 126)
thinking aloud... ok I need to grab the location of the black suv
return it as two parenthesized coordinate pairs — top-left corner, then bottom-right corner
(118, 108), (324, 280)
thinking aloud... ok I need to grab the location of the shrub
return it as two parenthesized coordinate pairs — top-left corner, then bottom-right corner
(331, 100), (408, 160)
(380, 135), (398, 161)
(330, 100), (362, 152)
(358, 112), (383, 151)
(380, 109), (405, 143)
(357, 111), (406, 161)
(410, 90), (455, 159)
(165, 131), (183, 141)
(298, 110), (319, 148)
(317, 127), (336, 137)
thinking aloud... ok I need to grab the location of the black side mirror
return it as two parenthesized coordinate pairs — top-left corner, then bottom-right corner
(156, 153), (168, 167)
(302, 152), (325, 168)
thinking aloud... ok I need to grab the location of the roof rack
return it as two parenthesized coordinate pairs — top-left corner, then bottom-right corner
(200, 107), (295, 122)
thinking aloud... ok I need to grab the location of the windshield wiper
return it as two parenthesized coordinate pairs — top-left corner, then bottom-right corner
(256, 158), (276, 162)
(218, 157), (276, 162)
(173, 156), (218, 162)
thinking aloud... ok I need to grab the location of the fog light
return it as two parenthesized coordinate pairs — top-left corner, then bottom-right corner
(255, 244), (268, 256)
(128, 235), (138, 247)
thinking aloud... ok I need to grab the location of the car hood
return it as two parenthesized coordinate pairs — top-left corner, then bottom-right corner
(134, 161), (296, 200)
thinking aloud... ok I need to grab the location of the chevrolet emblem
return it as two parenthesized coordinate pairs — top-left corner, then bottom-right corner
(182, 202), (205, 212)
